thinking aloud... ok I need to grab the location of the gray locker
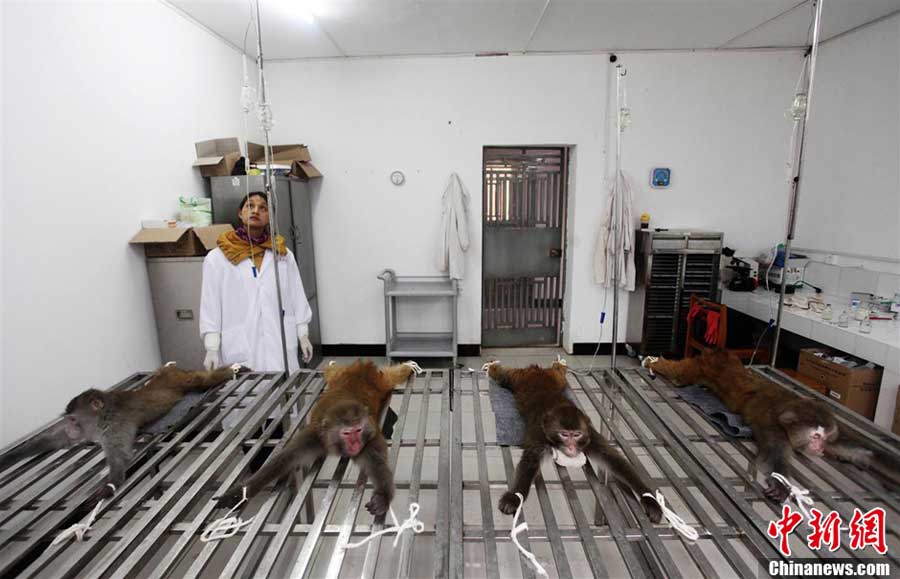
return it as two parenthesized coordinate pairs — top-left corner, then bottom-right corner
(147, 257), (206, 370)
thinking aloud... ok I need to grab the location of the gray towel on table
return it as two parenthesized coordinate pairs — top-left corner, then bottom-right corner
(141, 392), (206, 435)
(488, 378), (578, 446)
(676, 385), (752, 438)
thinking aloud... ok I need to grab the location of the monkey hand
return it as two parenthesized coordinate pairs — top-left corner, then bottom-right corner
(214, 487), (246, 510)
(640, 495), (663, 524)
(90, 482), (117, 502)
(365, 490), (392, 516)
(763, 476), (790, 503)
(498, 491), (521, 515)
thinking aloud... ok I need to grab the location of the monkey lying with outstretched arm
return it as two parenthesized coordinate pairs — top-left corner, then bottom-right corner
(0, 364), (241, 498)
(647, 350), (899, 501)
(489, 361), (663, 522)
(216, 360), (415, 516)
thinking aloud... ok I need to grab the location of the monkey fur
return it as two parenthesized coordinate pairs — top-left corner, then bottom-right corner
(0, 364), (240, 499)
(489, 361), (663, 523)
(216, 360), (414, 516)
(647, 349), (899, 501)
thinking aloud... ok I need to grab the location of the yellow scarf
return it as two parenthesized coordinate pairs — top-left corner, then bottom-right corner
(217, 230), (287, 271)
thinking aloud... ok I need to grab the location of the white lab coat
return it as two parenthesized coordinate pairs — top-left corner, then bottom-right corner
(438, 172), (470, 280)
(200, 247), (312, 374)
(593, 170), (636, 291)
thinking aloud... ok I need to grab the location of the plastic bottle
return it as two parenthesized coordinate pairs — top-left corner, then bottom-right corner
(837, 310), (849, 328)
(821, 304), (833, 321)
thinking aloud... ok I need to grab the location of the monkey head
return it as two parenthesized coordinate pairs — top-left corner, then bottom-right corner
(321, 400), (373, 457)
(63, 389), (107, 442)
(779, 400), (838, 456)
(542, 404), (590, 458)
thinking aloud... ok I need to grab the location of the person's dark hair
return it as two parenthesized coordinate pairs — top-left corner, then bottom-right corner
(238, 191), (268, 212)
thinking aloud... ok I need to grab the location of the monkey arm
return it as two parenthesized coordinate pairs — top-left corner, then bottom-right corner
(216, 427), (325, 509)
(498, 445), (545, 515)
(355, 434), (394, 516)
(585, 427), (662, 523)
(647, 356), (705, 386)
(487, 364), (511, 387)
(100, 423), (137, 492)
(754, 428), (793, 502)
(0, 422), (77, 473)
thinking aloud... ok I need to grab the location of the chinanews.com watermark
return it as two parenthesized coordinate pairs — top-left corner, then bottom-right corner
(767, 559), (891, 577)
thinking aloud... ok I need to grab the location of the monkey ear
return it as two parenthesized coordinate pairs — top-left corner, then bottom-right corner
(778, 409), (798, 425)
(90, 397), (105, 412)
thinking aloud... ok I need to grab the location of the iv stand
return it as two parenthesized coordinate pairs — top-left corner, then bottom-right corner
(771, 0), (823, 368)
(610, 64), (627, 370)
(254, 0), (291, 374)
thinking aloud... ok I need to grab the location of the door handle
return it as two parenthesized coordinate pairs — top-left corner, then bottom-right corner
(549, 248), (562, 258)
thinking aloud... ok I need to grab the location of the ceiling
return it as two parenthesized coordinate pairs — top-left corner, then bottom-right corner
(168, 0), (900, 60)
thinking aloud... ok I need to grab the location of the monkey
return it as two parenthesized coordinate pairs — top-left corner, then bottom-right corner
(215, 360), (414, 516)
(646, 349), (899, 502)
(488, 361), (663, 523)
(0, 364), (241, 499)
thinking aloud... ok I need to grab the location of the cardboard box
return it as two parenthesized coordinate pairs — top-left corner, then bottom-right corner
(130, 224), (232, 258)
(781, 369), (828, 395)
(892, 389), (900, 436)
(194, 138), (242, 177)
(797, 348), (882, 419)
(248, 142), (322, 180)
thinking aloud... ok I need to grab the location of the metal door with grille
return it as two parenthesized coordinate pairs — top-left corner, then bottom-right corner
(481, 147), (568, 347)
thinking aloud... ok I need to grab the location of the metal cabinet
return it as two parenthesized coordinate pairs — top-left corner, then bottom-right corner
(627, 229), (723, 357)
(210, 175), (321, 366)
(147, 257), (206, 369)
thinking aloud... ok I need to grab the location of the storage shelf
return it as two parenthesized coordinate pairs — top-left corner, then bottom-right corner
(389, 333), (455, 358)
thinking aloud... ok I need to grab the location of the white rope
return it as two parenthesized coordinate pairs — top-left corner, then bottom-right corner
(402, 360), (424, 375)
(641, 355), (659, 378)
(509, 493), (549, 578)
(164, 361), (177, 367)
(342, 502), (425, 550)
(643, 490), (699, 541)
(51, 483), (116, 545)
(230, 362), (242, 379)
(770, 472), (814, 521)
(201, 487), (256, 542)
(556, 354), (567, 366)
(481, 360), (500, 372)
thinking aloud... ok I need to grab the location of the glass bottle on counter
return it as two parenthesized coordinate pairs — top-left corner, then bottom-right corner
(821, 304), (833, 321)
(859, 314), (872, 334)
(838, 309), (849, 328)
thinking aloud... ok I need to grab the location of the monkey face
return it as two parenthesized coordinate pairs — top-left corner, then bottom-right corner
(323, 401), (372, 457)
(780, 401), (838, 456)
(63, 389), (105, 441)
(64, 415), (83, 440)
(543, 405), (590, 457)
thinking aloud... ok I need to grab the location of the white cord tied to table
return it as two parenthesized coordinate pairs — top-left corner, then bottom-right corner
(402, 360), (424, 375)
(481, 360), (500, 372)
(51, 483), (116, 545)
(556, 354), (567, 366)
(641, 355), (659, 378)
(230, 362), (242, 379)
(643, 490), (699, 541)
(342, 502), (425, 550)
(201, 487), (256, 542)
(164, 361), (177, 367)
(771, 472), (814, 521)
(510, 493), (549, 578)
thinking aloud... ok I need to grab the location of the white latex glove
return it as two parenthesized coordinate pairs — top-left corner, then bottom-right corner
(203, 332), (221, 371)
(300, 335), (313, 363)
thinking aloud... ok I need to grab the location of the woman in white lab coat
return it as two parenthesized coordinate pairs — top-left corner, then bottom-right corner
(200, 191), (313, 373)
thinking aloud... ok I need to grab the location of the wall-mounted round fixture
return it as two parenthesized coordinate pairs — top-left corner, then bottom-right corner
(390, 170), (405, 186)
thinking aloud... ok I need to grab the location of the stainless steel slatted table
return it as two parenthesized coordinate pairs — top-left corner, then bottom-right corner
(2, 365), (897, 578)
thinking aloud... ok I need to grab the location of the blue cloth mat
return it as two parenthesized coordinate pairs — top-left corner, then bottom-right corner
(676, 385), (752, 438)
(488, 378), (578, 446)
(141, 391), (206, 435)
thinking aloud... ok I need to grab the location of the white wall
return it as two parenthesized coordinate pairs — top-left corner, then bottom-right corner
(265, 51), (802, 348)
(0, 1), (242, 445)
(797, 14), (900, 261)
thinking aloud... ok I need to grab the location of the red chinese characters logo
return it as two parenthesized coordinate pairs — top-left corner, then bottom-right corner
(768, 505), (804, 556)
(807, 509), (841, 552)
(848, 507), (887, 555)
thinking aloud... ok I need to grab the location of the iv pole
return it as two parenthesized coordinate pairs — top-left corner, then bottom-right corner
(771, 0), (824, 368)
(254, 0), (291, 374)
(610, 64), (627, 370)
